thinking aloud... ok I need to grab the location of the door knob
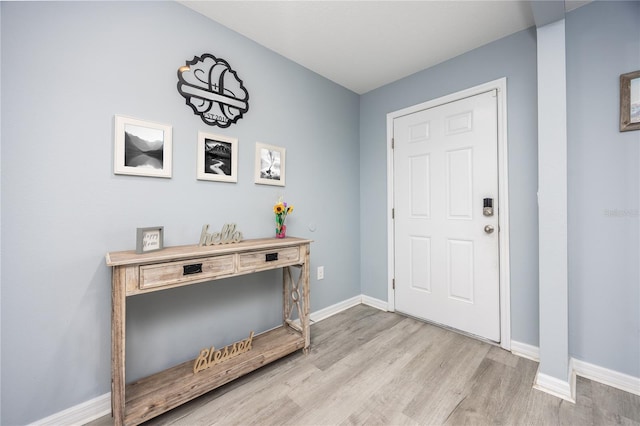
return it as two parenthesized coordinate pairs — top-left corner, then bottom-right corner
(484, 225), (494, 234)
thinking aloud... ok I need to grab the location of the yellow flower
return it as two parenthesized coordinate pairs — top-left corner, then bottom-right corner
(287, 205), (294, 214)
(273, 203), (285, 214)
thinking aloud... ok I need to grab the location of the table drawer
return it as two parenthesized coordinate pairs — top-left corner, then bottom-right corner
(139, 255), (235, 290)
(238, 247), (300, 271)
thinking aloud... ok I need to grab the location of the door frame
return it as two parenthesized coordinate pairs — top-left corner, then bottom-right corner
(386, 78), (511, 350)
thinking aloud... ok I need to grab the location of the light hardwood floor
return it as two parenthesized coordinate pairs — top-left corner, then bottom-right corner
(88, 305), (640, 425)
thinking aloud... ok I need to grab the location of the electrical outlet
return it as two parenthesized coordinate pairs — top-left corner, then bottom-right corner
(317, 266), (324, 280)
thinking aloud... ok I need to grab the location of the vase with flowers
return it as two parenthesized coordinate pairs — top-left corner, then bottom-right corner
(273, 197), (293, 238)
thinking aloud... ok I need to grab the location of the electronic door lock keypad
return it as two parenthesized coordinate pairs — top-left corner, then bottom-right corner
(483, 198), (494, 216)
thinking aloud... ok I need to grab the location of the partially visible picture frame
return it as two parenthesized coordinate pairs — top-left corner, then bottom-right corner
(254, 142), (286, 186)
(620, 70), (640, 132)
(197, 132), (238, 183)
(136, 226), (164, 254)
(114, 115), (172, 178)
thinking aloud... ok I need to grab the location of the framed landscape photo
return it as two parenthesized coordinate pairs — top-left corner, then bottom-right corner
(254, 142), (286, 186)
(136, 226), (164, 254)
(620, 70), (640, 132)
(114, 115), (172, 177)
(197, 132), (238, 183)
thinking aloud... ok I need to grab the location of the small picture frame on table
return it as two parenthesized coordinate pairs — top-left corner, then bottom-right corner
(136, 226), (164, 254)
(620, 70), (640, 132)
(254, 142), (286, 186)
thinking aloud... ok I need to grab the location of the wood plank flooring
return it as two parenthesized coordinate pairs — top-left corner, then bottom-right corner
(88, 305), (640, 425)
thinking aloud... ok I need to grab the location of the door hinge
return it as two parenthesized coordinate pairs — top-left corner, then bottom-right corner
(392, 208), (395, 219)
(391, 138), (395, 149)
(392, 278), (395, 290)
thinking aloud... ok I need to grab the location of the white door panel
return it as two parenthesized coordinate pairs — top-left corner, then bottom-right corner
(394, 91), (500, 341)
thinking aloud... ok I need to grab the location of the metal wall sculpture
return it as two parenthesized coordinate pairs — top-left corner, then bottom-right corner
(177, 53), (249, 128)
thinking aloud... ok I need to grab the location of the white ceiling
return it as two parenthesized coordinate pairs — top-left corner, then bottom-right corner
(179, 1), (588, 94)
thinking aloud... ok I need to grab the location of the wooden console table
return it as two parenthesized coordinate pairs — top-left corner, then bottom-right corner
(105, 237), (312, 426)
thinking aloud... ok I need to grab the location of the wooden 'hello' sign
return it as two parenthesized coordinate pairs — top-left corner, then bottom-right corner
(199, 223), (243, 246)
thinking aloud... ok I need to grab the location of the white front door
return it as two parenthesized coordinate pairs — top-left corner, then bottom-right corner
(393, 90), (500, 341)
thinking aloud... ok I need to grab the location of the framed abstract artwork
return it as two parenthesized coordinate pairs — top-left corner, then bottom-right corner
(254, 142), (286, 186)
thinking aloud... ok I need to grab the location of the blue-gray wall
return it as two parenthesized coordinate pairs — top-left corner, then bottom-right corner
(566, 1), (640, 378)
(359, 27), (540, 347)
(0, 2), (360, 424)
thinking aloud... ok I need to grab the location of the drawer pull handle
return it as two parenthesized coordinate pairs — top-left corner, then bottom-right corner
(265, 253), (278, 262)
(183, 263), (203, 275)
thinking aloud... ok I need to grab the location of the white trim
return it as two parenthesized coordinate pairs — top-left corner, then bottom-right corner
(495, 79), (511, 351)
(511, 340), (540, 362)
(573, 358), (640, 397)
(361, 294), (388, 311)
(386, 111), (396, 311)
(309, 295), (362, 323)
(29, 393), (110, 426)
(310, 295), (388, 324)
(386, 78), (511, 350)
(533, 362), (576, 403)
(511, 342), (640, 398)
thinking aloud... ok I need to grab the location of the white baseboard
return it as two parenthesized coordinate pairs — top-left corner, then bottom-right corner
(310, 295), (362, 323)
(512, 341), (640, 399)
(511, 340), (540, 361)
(572, 358), (640, 397)
(310, 294), (387, 323)
(361, 294), (388, 311)
(29, 393), (110, 426)
(533, 363), (576, 403)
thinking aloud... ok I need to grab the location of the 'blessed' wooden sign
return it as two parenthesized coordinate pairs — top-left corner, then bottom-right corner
(193, 331), (255, 374)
